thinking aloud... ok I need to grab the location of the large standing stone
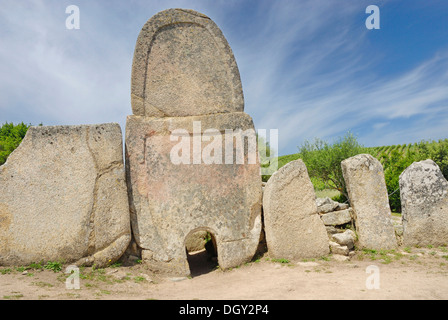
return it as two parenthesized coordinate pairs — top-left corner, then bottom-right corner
(263, 160), (329, 260)
(399, 159), (448, 247)
(341, 154), (397, 250)
(0, 124), (131, 267)
(126, 9), (262, 276)
(131, 8), (243, 117)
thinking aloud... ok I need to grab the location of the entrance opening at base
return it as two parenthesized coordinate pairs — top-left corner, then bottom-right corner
(185, 230), (218, 277)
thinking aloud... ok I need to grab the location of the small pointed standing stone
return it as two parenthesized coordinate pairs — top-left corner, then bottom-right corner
(263, 160), (329, 260)
(341, 154), (397, 250)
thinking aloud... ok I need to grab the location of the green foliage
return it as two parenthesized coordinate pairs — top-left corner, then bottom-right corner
(366, 138), (448, 212)
(276, 134), (447, 213)
(0, 122), (31, 165)
(276, 153), (301, 170)
(258, 134), (273, 182)
(382, 148), (417, 212)
(269, 258), (290, 264)
(415, 139), (448, 179)
(298, 132), (366, 199)
(331, 193), (347, 204)
(44, 261), (63, 273)
(204, 232), (212, 244)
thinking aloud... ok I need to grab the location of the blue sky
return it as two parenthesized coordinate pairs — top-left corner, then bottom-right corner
(1, 0), (447, 156)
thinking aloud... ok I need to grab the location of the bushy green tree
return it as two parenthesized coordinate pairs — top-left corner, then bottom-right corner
(382, 148), (418, 212)
(416, 139), (448, 179)
(298, 132), (366, 200)
(0, 122), (31, 165)
(258, 133), (278, 182)
(375, 139), (447, 212)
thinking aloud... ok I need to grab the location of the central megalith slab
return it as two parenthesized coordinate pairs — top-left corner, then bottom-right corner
(126, 9), (262, 276)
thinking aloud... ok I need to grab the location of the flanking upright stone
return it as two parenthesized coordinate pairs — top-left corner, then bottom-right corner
(0, 124), (131, 267)
(341, 154), (397, 250)
(263, 160), (329, 260)
(399, 159), (448, 247)
(126, 9), (262, 276)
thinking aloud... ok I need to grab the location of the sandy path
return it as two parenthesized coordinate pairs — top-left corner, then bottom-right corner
(1, 247), (447, 300)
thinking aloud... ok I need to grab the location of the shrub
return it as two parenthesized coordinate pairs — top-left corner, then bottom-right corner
(44, 261), (62, 273)
(382, 148), (417, 212)
(298, 131), (366, 199)
(0, 122), (31, 165)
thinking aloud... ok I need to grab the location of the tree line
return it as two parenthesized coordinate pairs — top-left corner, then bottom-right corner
(1, 122), (447, 213)
(274, 132), (448, 213)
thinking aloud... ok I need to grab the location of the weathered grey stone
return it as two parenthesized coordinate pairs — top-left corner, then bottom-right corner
(329, 241), (350, 256)
(320, 208), (352, 226)
(0, 124), (131, 267)
(316, 197), (339, 213)
(126, 9), (262, 276)
(399, 159), (448, 247)
(341, 154), (397, 250)
(316, 197), (349, 213)
(325, 226), (340, 235)
(394, 224), (404, 237)
(126, 114), (262, 275)
(331, 229), (356, 250)
(185, 230), (208, 253)
(263, 160), (329, 260)
(332, 254), (350, 261)
(131, 8), (244, 117)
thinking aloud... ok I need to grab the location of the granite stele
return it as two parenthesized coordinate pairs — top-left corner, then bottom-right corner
(126, 9), (262, 276)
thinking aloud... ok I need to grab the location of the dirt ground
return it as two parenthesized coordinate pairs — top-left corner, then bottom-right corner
(1, 246), (448, 300)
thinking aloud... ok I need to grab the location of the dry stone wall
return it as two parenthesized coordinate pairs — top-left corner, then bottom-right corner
(316, 197), (356, 259)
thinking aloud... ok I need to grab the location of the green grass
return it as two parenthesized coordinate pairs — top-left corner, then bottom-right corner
(315, 189), (341, 199)
(44, 261), (63, 273)
(0, 268), (12, 275)
(133, 276), (146, 283)
(32, 281), (54, 288)
(270, 258), (290, 264)
(3, 294), (24, 300)
(358, 249), (403, 264)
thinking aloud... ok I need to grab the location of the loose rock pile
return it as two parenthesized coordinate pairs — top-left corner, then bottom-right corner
(316, 197), (356, 260)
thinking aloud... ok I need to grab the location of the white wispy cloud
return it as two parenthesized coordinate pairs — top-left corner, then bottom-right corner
(232, 1), (448, 153)
(0, 0), (446, 155)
